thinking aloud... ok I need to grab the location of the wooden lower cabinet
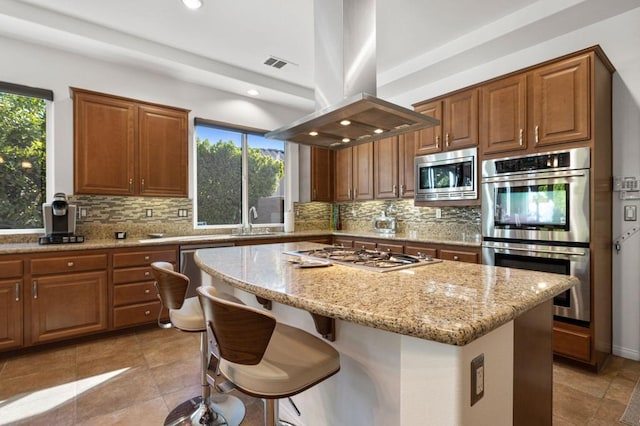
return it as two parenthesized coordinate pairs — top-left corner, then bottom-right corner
(112, 246), (177, 328)
(553, 321), (592, 363)
(29, 270), (108, 344)
(0, 264), (23, 350)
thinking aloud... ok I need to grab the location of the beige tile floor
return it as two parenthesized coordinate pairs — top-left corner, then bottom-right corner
(0, 326), (638, 425)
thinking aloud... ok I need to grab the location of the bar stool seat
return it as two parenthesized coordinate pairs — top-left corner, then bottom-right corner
(197, 286), (340, 426)
(169, 297), (206, 331)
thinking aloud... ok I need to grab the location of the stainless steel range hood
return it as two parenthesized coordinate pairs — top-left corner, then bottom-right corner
(265, 0), (438, 149)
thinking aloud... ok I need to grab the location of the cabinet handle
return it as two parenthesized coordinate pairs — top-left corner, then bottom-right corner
(435, 135), (440, 149)
(144, 310), (151, 316)
(33, 281), (38, 299)
(144, 255), (150, 261)
(144, 289), (151, 294)
(354, 188), (358, 199)
(129, 178), (133, 192)
(534, 125), (539, 144)
(453, 255), (460, 261)
(347, 188), (351, 199)
(144, 271), (150, 277)
(519, 129), (524, 146)
(67, 261), (74, 267)
(141, 178), (145, 192)
(313, 188), (317, 199)
(445, 133), (450, 147)
(15, 282), (20, 302)
(399, 184), (405, 196)
(392, 184), (397, 196)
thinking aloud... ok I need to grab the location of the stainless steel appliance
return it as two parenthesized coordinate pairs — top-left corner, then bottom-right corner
(415, 147), (477, 202)
(285, 246), (441, 273)
(481, 147), (591, 323)
(39, 193), (83, 244)
(179, 243), (234, 297)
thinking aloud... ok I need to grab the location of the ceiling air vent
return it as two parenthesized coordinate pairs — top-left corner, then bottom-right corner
(264, 56), (289, 69)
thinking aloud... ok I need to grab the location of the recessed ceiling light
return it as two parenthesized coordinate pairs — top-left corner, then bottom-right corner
(309, 131), (318, 136)
(247, 89), (259, 96)
(342, 138), (350, 143)
(374, 128), (384, 134)
(182, 0), (203, 10)
(340, 120), (351, 126)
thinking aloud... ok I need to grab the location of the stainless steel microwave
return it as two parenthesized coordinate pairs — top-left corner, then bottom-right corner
(414, 147), (478, 202)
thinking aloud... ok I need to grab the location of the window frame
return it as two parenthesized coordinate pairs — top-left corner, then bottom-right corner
(193, 118), (287, 231)
(0, 82), (53, 235)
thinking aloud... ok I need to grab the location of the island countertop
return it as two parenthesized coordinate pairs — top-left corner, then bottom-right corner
(195, 241), (576, 346)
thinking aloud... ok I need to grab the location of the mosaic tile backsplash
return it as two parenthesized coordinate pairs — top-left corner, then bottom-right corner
(0, 195), (480, 244)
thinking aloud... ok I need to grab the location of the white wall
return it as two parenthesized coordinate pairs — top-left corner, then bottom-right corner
(0, 35), (307, 199)
(389, 8), (640, 360)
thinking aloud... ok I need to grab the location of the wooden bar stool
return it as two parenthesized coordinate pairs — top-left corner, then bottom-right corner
(151, 261), (245, 426)
(197, 286), (340, 426)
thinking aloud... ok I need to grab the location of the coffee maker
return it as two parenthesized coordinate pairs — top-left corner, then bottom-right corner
(39, 193), (84, 244)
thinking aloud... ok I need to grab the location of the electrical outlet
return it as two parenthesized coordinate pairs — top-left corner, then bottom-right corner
(624, 205), (637, 221)
(146, 209), (153, 217)
(435, 208), (442, 219)
(178, 209), (188, 217)
(471, 353), (484, 406)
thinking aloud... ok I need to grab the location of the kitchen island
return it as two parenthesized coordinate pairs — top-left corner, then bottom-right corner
(195, 242), (577, 426)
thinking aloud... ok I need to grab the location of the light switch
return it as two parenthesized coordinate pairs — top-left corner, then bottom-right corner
(624, 205), (637, 221)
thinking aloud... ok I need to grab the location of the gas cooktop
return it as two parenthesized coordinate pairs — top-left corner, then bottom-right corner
(285, 246), (441, 272)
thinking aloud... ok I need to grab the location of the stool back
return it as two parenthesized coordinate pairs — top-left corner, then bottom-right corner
(197, 286), (276, 366)
(151, 261), (188, 310)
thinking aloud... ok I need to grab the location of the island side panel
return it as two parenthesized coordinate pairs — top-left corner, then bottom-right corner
(513, 299), (553, 426)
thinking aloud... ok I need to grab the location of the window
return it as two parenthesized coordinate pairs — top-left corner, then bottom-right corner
(195, 120), (285, 229)
(0, 82), (52, 231)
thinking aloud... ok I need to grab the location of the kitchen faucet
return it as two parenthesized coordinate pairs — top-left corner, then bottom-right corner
(248, 206), (258, 233)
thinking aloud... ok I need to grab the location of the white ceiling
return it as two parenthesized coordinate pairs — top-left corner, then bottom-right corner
(1, 0), (639, 111)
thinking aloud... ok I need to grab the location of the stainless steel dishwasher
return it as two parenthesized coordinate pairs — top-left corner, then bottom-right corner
(179, 243), (234, 297)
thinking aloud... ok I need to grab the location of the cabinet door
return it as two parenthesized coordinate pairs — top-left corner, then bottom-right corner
(353, 142), (374, 201)
(138, 105), (188, 197)
(74, 91), (136, 195)
(398, 132), (417, 198)
(444, 89), (479, 150)
(374, 137), (399, 199)
(334, 147), (353, 201)
(481, 74), (527, 155)
(30, 271), (108, 344)
(415, 101), (442, 154)
(311, 147), (333, 201)
(531, 54), (590, 147)
(0, 279), (23, 350)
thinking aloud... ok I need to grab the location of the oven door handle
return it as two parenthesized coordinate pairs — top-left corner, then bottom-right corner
(482, 171), (586, 183)
(493, 246), (587, 257)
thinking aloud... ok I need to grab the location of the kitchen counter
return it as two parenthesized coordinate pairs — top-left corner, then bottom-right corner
(194, 241), (571, 425)
(195, 241), (573, 346)
(0, 229), (481, 255)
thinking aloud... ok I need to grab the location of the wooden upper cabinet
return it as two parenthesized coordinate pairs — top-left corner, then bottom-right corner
(415, 88), (478, 155)
(531, 54), (590, 147)
(415, 101), (442, 154)
(74, 91), (136, 195)
(444, 88), (479, 150)
(138, 105), (188, 197)
(335, 143), (373, 201)
(374, 137), (399, 199)
(353, 142), (374, 201)
(481, 74), (528, 155)
(310, 147), (333, 202)
(73, 88), (189, 197)
(334, 147), (353, 202)
(398, 132), (417, 198)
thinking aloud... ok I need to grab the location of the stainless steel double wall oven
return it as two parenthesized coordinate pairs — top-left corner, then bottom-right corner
(481, 147), (591, 324)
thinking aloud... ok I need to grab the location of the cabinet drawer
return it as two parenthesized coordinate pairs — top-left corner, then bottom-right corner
(0, 259), (23, 279)
(113, 266), (157, 284)
(377, 243), (404, 253)
(353, 241), (377, 250)
(439, 249), (478, 263)
(553, 326), (591, 362)
(113, 281), (158, 306)
(405, 245), (437, 258)
(113, 301), (162, 328)
(31, 254), (107, 275)
(113, 249), (176, 268)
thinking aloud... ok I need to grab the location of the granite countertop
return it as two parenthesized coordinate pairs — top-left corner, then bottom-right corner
(195, 241), (576, 346)
(0, 229), (481, 255)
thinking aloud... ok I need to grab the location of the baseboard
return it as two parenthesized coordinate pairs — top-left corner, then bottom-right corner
(613, 344), (640, 361)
